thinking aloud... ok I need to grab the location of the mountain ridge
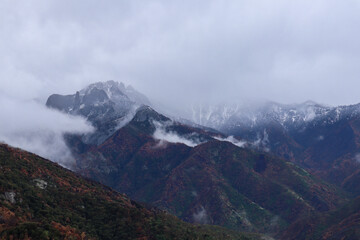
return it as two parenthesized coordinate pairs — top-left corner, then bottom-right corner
(185, 101), (360, 195)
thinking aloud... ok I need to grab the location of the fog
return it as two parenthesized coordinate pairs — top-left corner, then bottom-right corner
(193, 206), (209, 224)
(1, 0), (360, 161)
(0, 95), (93, 167)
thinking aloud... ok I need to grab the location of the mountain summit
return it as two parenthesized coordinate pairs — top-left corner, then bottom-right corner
(46, 80), (150, 121)
(46, 81), (151, 144)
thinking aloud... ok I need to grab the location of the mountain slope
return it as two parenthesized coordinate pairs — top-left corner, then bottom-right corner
(45, 82), (352, 235)
(280, 196), (360, 240)
(187, 101), (360, 195)
(72, 106), (348, 235)
(0, 143), (263, 240)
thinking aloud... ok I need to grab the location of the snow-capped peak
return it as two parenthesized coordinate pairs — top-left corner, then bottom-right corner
(185, 101), (360, 133)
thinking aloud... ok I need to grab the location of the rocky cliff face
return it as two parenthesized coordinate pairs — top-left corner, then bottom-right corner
(46, 80), (151, 145)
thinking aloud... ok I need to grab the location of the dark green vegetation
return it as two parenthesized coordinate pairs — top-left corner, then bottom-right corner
(73, 107), (348, 235)
(0, 144), (263, 240)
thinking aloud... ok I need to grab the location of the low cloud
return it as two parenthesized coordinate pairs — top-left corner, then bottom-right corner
(193, 206), (208, 224)
(252, 130), (270, 152)
(317, 135), (324, 141)
(152, 121), (204, 147)
(151, 140), (169, 149)
(213, 135), (246, 148)
(0, 95), (93, 167)
(116, 104), (140, 129)
(354, 153), (360, 164)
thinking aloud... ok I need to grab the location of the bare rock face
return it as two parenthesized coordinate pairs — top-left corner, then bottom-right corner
(46, 80), (151, 145)
(34, 179), (48, 189)
(47, 81), (137, 123)
(46, 80), (150, 120)
(3, 191), (16, 204)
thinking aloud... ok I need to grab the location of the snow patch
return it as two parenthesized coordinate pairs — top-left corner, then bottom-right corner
(304, 107), (316, 121)
(34, 179), (48, 189)
(3, 191), (16, 204)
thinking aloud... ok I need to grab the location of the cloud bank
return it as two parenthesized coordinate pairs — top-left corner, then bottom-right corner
(0, 95), (93, 167)
(1, 0), (360, 110)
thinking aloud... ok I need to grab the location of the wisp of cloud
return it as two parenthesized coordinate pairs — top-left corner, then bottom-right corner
(213, 135), (246, 148)
(152, 121), (203, 147)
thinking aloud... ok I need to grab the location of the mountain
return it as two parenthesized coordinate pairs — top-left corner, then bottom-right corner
(187, 101), (331, 132)
(46, 80), (150, 144)
(69, 105), (347, 235)
(187, 101), (360, 195)
(46, 82), (357, 236)
(0, 143), (264, 240)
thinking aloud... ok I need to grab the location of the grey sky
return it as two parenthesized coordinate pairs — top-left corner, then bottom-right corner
(2, 0), (360, 106)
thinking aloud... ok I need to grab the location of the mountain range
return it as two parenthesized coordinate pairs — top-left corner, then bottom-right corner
(187, 101), (360, 196)
(43, 80), (360, 238)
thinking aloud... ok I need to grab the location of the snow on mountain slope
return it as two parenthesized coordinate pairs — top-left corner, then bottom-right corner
(79, 80), (151, 106)
(47, 80), (150, 121)
(187, 101), (360, 192)
(188, 101), (360, 133)
(46, 80), (151, 145)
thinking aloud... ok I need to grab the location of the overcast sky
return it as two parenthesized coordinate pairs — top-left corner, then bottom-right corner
(1, 0), (360, 161)
(1, 0), (360, 107)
